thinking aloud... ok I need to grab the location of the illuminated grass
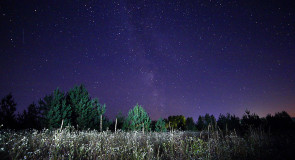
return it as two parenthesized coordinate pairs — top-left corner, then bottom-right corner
(0, 127), (271, 160)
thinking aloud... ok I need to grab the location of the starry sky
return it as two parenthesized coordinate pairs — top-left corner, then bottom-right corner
(1, 0), (295, 120)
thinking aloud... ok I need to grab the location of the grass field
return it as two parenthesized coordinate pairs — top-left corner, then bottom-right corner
(3, 126), (293, 160)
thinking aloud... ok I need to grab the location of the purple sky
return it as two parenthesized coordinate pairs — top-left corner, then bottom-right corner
(1, 0), (295, 120)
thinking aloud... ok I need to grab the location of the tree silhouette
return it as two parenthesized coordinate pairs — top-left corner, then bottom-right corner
(265, 111), (294, 132)
(18, 103), (41, 129)
(111, 112), (125, 131)
(185, 117), (196, 131)
(38, 94), (53, 128)
(217, 113), (241, 132)
(0, 93), (17, 129)
(196, 114), (216, 131)
(241, 109), (261, 131)
(196, 115), (205, 131)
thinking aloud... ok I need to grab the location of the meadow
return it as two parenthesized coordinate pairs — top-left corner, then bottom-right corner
(1, 126), (288, 160)
(1, 90), (294, 159)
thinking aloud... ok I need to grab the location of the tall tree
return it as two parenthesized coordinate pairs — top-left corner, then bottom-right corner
(111, 112), (125, 132)
(155, 118), (167, 132)
(123, 104), (151, 131)
(18, 103), (41, 129)
(185, 117), (196, 131)
(38, 94), (53, 128)
(67, 85), (106, 130)
(92, 98), (106, 131)
(265, 111), (294, 131)
(38, 85), (106, 130)
(196, 116), (204, 131)
(116, 112), (125, 130)
(241, 109), (261, 130)
(46, 88), (72, 129)
(167, 115), (186, 130)
(200, 113), (216, 129)
(0, 93), (17, 129)
(210, 115), (217, 127)
(217, 113), (241, 132)
(67, 84), (93, 129)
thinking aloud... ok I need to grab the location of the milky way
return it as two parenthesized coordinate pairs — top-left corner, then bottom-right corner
(1, 0), (294, 120)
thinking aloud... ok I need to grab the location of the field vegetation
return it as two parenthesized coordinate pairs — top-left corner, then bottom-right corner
(1, 126), (285, 160)
(1, 84), (295, 159)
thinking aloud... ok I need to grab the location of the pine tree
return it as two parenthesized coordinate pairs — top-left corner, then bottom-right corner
(38, 84), (106, 130)
(217, 113), (241, 131)
(185, 117), (196, 131)
(155, 118), (166, 132)
(68, 85), (91, 129)
(18, 103), (41, 129)
(46, 88), (72, 129)
(67, 85), (105, 130)
(92, 98), (106, 131)
(204, 113), (211, 126)
(241, 109), (261, 130)
(210, 115), (216, 127)
(38, 94), (53, 128)
(123, 104), (151, 131)
(0, 93), (17, 129)
(196, 116), (204, 131)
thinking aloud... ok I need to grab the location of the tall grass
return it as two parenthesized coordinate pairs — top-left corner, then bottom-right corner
(0, 126), (272, 160)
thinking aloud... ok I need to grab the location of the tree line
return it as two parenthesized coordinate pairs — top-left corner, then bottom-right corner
(1, 84), (294, 133)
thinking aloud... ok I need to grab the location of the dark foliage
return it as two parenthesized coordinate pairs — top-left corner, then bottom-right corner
(196, 115), (205, 130)
(18, 103), (41, 129)
(0, 93), (17, 129)
(109, 112), (125, 131)
(166, 115), (186, 130)
(241, 109), (262, 131)
(217, 113), (241, 132)
(265, 111), (294, 132)
(196, 114), (216, 130)
(185, 117), (196, 131)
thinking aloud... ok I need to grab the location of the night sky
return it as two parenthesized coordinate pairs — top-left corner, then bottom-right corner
(1, 0), (294, 120)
